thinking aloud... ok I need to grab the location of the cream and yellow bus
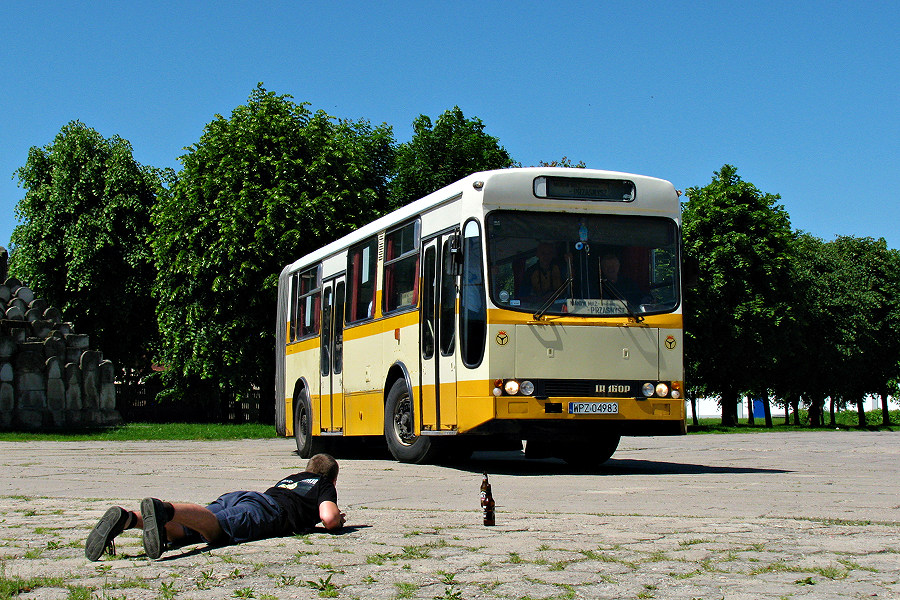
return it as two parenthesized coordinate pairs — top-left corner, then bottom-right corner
(275, 167), (684, 465)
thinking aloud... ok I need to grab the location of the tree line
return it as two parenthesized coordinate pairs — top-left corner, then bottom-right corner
(683, 166), (900, 427)
(8, 85), (900, 426)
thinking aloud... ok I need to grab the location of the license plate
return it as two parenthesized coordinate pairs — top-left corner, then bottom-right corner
(568, 402), (619, 415)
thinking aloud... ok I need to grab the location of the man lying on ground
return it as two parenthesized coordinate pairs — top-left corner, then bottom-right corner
(85, 453), (345, 560)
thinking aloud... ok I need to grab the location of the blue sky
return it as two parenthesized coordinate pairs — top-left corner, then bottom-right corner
(2, 1), (898, 252)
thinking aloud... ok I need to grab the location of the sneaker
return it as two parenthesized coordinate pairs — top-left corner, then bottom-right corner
(85, 506), (131, 561)
(141, 497), (170, 559)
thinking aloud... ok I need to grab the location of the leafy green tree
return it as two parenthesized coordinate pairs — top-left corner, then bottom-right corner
(151, 85), (395, 413)
(536, 157), (586, 168)
(827, 236), (900, 426)
(682, 165), (795, 425)
(10, 121), (168, 381)
(777, 233), (851, 425)
(389, 106), (514, 207)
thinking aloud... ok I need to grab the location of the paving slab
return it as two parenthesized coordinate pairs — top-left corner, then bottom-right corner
(0, 431), (898, 599)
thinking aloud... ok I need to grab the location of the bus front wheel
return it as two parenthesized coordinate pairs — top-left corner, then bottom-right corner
(384, 379), (435, 463)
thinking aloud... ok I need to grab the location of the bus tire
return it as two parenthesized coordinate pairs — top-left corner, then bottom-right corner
(384, 379), (435, 463)
(558, 435), (620, 467)
(294, 390), (317, 459)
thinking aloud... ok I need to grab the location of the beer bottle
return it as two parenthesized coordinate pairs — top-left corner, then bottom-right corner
(480, 472), (495, 526)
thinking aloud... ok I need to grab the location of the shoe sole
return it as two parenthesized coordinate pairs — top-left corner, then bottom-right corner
(85, 506), (126, 561)
(141, 498), (167, 559)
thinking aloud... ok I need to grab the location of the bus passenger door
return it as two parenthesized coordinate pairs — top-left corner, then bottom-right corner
(420, 235), (458, 432)
(319, 277), (345, 433)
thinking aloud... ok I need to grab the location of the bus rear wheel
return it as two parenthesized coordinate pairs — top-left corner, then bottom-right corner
(294, 390), (318, 458)
(384, 379), (436, 463)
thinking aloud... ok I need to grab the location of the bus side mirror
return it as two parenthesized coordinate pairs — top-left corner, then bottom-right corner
(447, 234), (464, 276)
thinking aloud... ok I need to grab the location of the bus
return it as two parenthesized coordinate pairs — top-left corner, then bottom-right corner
(275, 167), (685, 465)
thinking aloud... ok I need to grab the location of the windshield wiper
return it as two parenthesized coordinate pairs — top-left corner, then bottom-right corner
(533, 275), (573, 321)
(601, 279), (644, 323)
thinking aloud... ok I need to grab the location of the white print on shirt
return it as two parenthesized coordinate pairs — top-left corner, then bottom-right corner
(275, 477), (318, 493)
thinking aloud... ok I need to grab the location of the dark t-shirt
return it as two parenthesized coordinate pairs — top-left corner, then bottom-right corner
(264, 471), (338, 533)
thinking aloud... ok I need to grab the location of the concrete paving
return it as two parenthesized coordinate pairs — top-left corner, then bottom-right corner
(1, 431), (898, 598)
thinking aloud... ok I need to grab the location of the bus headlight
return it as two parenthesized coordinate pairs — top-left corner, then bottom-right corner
(642, 383), (655, 397)
(655, 383), (669, 397)
(504, 380), (520, 395)
(520, 380), (535, 396)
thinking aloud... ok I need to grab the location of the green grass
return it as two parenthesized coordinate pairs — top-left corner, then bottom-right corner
(0, 574), (66, 598)
(687, 409), (900, 434)
(0, 422), (275, 442)
(0, 408), (896, 441)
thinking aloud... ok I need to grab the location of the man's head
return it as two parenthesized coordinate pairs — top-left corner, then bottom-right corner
(536, 242), (555, 267)
(600, 252), (621, 283)
(306, 453), (340, 482)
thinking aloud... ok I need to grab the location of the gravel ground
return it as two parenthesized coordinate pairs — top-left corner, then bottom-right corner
(1, 432), (898, 599)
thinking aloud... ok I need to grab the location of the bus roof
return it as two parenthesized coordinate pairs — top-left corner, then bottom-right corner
(283, 167), (677, 275)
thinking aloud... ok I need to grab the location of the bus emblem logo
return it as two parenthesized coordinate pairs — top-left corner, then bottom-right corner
(496, 331), (509, 346)
(665, 335), (676, 350)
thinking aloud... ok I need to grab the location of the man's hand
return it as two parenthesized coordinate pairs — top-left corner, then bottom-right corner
(319, 501), (345, 530)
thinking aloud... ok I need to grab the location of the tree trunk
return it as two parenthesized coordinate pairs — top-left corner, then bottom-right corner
(720, 390), (738, 426)
(747, 394), (755, 425)
(807, 395), (826, 427)
(762, 392), (773, 428)
(881, 392), (891, 426)
(829, 396), (836, 427)
(805, 395), (818, 426)
(690, 396), (699, 427)
(790, 395), (801, 426)
(856, 399), (867, 427)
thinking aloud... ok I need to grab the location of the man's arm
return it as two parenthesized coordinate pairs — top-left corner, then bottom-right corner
(319, 501), (345, 530)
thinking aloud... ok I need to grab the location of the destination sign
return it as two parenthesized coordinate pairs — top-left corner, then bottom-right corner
(534, 176), (635, 202)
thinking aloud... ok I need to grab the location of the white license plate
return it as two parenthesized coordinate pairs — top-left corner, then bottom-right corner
(568, 402), (619, 414)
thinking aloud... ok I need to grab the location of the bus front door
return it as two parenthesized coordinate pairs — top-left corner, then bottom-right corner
(420, 235), (458, 432)
(319, 277), (345, 433)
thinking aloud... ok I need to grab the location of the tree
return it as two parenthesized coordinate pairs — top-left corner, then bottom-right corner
(151, 85), (395, 413)
(536, 157), (586, 168)
(10, 121), (168, 381)
(389, 106), (514, 207)
(682, 165), (795, 425)
(773, 234), (900, 428)
(777, 233), (851, 425)
(827, 236), (900, 426)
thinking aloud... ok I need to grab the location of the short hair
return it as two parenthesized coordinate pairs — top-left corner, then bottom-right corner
(306, 453), (339, 481)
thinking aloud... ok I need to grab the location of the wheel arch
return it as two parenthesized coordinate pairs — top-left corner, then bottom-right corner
(291, 376), (312, 433)
(384, 361), (413, 407)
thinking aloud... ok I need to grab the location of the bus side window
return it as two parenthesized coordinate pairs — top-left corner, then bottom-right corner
(384, 220), (420, 313)
(296, 266), (321, 339)
(440, 239), (456, 356)
(333, 281), (345, 374)
(422, 246), (436, 359)
(320, 286), (333, 376)
(460, 219), (486, 367)
(289, 272), (299, 342)
(347, 237), (377, 323)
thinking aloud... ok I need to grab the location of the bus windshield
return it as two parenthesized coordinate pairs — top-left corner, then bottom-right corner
(487, 211), (680, 317)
